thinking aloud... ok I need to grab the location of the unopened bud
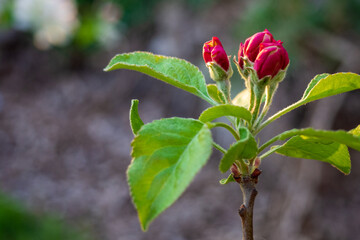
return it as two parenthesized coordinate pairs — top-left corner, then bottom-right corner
(254, 40), (289, 80)
(203, 37), (232, 81)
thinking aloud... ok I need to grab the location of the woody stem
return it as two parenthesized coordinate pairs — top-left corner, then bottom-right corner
(237, 175), (258, 240)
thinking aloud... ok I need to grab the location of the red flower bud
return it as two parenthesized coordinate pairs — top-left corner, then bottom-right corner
(203, 37), (229, 71)
(238, 29), (275, 68)
(254, 40), (289, 79)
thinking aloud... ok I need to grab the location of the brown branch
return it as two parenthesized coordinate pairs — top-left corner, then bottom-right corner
(234, 170), (260, 240)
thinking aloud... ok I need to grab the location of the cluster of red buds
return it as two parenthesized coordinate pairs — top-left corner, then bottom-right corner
(202, 29), (289, 83)
(202, 30), (290, 127)
(237, 29), (289, 80)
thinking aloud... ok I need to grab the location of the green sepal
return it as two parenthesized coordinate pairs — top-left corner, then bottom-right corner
(206, 61), (233, 82)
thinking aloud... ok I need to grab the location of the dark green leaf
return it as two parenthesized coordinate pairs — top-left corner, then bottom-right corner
(274, 135), (351, 174)
(129, 99), (144, 135)
(128, 118), (212, 230)
(104, 52), (214, 104)
(219, 128), (258, 173)
(199, 104), (252, 123)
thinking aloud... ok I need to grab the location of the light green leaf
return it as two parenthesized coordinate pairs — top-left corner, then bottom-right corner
(199, 104), (252, 123)
(260, 73), (360, 132)
(104, 52), (214, 104)
(232, 88), (250, 108)
(219, 128), (258, 173)
(274, 135), (351, 174)
(350, 125), (360, 136)
(302, 72), (360, 103)
(219, 174), (235, 184)
(232, 89), (265, 108)
(275, 128), (360, 151)
(129, 99), (144, 135)
(207, 84), (226, 104)
(128, 117), (212, 230)
(302, 73), (330, 99)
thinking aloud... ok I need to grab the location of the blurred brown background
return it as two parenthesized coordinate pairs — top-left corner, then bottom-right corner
(0, 0), (360, 239)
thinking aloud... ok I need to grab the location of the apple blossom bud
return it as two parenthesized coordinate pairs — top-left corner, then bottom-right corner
(254, 40), (289, 80)
(203, 37), (230, 72)
(238, 29), (275, 69)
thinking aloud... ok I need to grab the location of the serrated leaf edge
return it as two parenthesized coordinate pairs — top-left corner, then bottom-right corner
(127, 117), (212, 230)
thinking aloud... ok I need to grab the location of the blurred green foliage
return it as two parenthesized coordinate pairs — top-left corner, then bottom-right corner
(0, 0), (220, 50)
(0, 0), (13, 27)
(0, 193), (91, 240)
(234, 0), (360, 61)
(110, 0), (160, 27)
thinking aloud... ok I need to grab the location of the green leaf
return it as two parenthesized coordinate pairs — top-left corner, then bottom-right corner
(219, 128), (258, 173)
(274, 135), (351, 174)
(199, 104), (252, 123)
(302, 73), (330, 99)
(219, 174), (235, 184)
(207, 84), (226, 104)
(232, 89), (265, 108)
(260, 73), (360, 132)
(129, 99), (144, 135)
(275, 128), (360, 151)
(350, 125), (360, 136)
(302, 72), (360, 103)
(104, 52), (214, 104)
(232, 88), (250, 108)
(128, 117), (212, 230)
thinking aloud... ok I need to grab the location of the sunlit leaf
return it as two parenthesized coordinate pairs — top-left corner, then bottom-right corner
(232, 88), (250, 108)
(104, 52), (214, 104)
(199, 104), (252, 123)
(128, 117), (212, 230)
(207, 84), (226, 104)
(350, 125), (360, 136)
(274, 135), (351, 174)
(302, 72), (360, 103)
(275, 128), (360, 151)
(302, 73), (330, 99)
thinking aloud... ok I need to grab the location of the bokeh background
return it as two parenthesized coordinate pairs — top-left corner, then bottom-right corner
(1, 0), (360, 239)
